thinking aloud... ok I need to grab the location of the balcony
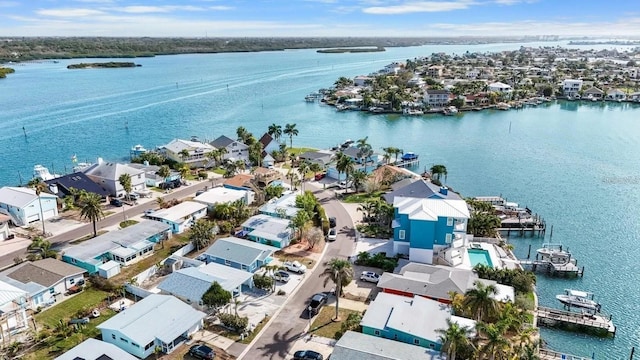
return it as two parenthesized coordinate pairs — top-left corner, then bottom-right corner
(453, 220), (467, 232)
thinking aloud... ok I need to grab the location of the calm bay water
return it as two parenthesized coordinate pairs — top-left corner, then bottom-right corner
(1, 41), (640, 358)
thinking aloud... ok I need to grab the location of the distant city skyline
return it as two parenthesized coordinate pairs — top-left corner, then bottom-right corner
(0, 0), (639, 37)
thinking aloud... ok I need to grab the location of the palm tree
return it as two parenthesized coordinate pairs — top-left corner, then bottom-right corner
(118, 173), (132, 201)
(236, 126), (252, 143)
(267, 123), (282, 143)
(436, 319), (475, 360)
(157, 165), (171, 185)
(289, 209), (311, 239)
(30, 179), (48, 235)
(430, 164), (448, 182)
(308, 162), (322, 179)
(463, 281), (499, 322)
(178, 149), (190, 161)
(297, 161), (310, 192)
(476, 322), (511, 360)
(320, 258), (354, 320)
(336, 154), (355, 193)
(178, 164), (190, 181)
(249, 141), (264, 167)
(283, 123), (299, 149)
(80, 193), (104, 237)
(349, 170), (367, 193)
(189, 219), (218, 251)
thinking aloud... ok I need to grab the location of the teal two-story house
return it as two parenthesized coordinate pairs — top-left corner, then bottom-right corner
(392, 194), (469, 265)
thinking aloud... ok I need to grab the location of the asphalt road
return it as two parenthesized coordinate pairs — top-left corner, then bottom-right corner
(240, 187), (356, 360)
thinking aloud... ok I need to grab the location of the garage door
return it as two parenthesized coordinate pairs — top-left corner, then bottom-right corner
(42, 209), (56, 220)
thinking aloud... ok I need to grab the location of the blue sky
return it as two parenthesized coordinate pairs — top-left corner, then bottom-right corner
(0, 0), (638, 37)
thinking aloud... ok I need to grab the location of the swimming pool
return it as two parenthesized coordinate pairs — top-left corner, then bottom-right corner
(468, 249), (494, 268)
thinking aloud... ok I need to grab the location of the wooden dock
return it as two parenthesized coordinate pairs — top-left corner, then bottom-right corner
(393, 159), (419, 168)
(535, 306), (616, 336)
(539, 348), (593, 360)
(519, 260), (584, 277)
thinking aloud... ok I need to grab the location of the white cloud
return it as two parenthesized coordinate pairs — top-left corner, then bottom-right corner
(36, 8), (105, 17)
(114, 5), (206, 13)
(363, 1), (476, 14)
(208, 6), (233, 11)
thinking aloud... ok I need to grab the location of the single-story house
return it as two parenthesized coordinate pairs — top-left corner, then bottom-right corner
(258, 192), (300, 219)
(298, 150), (335, 167)
(146, 201), (207, 234)
(0, 258), (86, 310)
(158, 262), (254, 309)
(0, 280), (29, 339)
(210, 135), (250, 164)
(98, 294), (206, 358)
(582, 87), (604, 99)
(203, 237), (277, 272)
(0, 214), (11, 241)
(55, 338), (138, 360)
(193, 186), (254, 210)
(361, 292), (476, 351)
(128, 163), (181, 188)
(44, 172), (110, 200)
(0, 186), (58, 226)
(241, 214), (293, 248)
(61, 221), (171, 275)
(83, 159), (147, 198)
(223, 174), (255, 191)
(606, 88), (627, 101)
(331, 331), (444, 360)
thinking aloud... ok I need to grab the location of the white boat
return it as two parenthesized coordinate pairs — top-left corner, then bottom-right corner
(72, 162), (93, 173)
(33, 165), (60, 181)
(443, 106), (458, 115)
(556, 289), (601, 311)
(536, 243), (574, 265)
(496, 103), (511, 110)
(403, 108), (424, 116)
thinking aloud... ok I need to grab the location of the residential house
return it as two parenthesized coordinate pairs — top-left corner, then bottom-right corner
(241, 214), (293, 248)
(0, 281), (29, 342)
(488, 82), (513, 93)
(128, 163), (181, 188)
(194, 186), (254, 210)
(210, 135), (250, 164)
(0, 214), (11, 241)
(202, 236), (277, 272)
(427, 65), (444, 78)
(159, 139), (214, 168)
(360, 292), (476, 351)
(55, 338), (138, 360)
(583, 87), (604, 100)
(381, 62), (403, 75)
(353, 75), (373, 87)
(223, 174), (255, 191)
(407, 76), (426, 87)
(562, 79), (583, 98)
(383, 180), (461, 204)
(331, 331), (444, 360)
(0, 186), (58, 226)
(44, 172), (110, 199)
(606, 88), (627, 101)
(83, 159), (146, 197)
(61, 221), (171, 274)
(0, 258), (86, 310)
(258, 133), (280, 167)
(146, 201), (207, 234)
(253, 167), (283, 188)
(298, 150), (335, 168)
(392, 196), (470, 264)
(423, 89), (450, 107)
(157, 262), (254, 309)
(97, 294), (206, 358)
(258, 192), (300, 219)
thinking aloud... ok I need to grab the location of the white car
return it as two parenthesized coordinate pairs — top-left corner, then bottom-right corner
(360, 271), (380, 283)
(327, 228), (337, 241)
(283, 261), (307, 274)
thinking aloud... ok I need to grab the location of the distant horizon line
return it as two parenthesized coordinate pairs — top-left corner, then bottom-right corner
(1, 35), (638, 39)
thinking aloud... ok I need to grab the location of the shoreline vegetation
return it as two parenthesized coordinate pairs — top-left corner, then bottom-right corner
(67, 61), (140, 69)
(0, 67), (15, 78)
(0, 36), (557, 63)
(317, 47), (385, 54)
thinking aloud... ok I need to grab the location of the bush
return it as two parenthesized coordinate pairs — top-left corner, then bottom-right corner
(217, 221), (233, 234)
(253, 274), (274, 291)
(89, 275), (116, 292)
(198, 171), (208, 179)
(277, 289), (286, 296)
(472, 264), (536, 293)
(219, 313), (249, 333)
(355, 251), (397, 272)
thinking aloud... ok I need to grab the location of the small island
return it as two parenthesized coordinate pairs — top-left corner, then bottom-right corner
(317, 47), (385, 54)
(67, 62), (140, 69)
(0, 67), (15, 78)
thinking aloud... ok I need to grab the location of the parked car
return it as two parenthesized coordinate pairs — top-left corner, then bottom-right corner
(293, 350), (324, 360)
(68, 285), (83, 294)
(314, 173), (326, 181)
(308, 293), (328, 316)
(338, 181), (352, 189)
(109, 198), (123, 207)
(360, 271), (380, 283)
(272, 270), (290, 283)
(328, 217), (336, 228)
(128, 193), (139, 201)
(283, 261), (307, 274)
(188, 344), (215, 359)
(327, 228), (337, 241)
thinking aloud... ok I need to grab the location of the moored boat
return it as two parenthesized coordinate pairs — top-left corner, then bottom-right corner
(556, 289), (601, 311)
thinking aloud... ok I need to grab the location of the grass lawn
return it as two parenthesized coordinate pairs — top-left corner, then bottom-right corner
(212, 168), (226, 175)
(275, 252), (316, 269)
(119, 219), (139, 228)
(309, 307), (361, 339)
(288, 147), (317, 156)
(342, 191), (385, 203)
(103, 211), (115, 216)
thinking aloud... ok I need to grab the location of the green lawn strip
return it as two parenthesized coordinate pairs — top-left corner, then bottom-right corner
(119, 219), (139, 228)
(288, 147), (317, 156)
(212, 168), (226, 175)
(309, 307), (360, 339)
(35, 288), (110, 328)
(342, 191), (384, 203)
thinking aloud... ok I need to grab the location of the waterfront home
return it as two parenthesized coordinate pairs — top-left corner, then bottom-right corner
(193, 186), (254, 210)
(258, 133), (281, 156)
(606, 88), (627, 101)
(392, 196), (470, 265)
(360, 292), (476, 351)
(0, 214), (11, 241)
(488, 81), (513, 94)
(61, 221), (171, 275)
(427, 65), (444, 78)
(202, 236), (277, 273)
(55, 338), (138, 360)
(562, 79), (583, 98)
(97, 294), (206, 358)
(298, 150), (335, 168)
(223, 174), (255, 191)
(0, 258), (86, 310)
(377, 261), (514, 304)
(82, 159), (146, 198)
(44, 172), (110, 200)
(0, 186), (58, 226)
(159, 138), (214, 168)
(241, 214), (293, 248)
(209, 135), (250, 164)
(128, 162), (181, 188)
(423, 89), (450, 108)
(381, 62), (403, 75)
(146, 201), (207, 234)
(331, 331), (444, 360)
(0, 280), (30, 340)
(253, 167), (282, 188)
(383, 179), (461, 204)
(157, 262), (254, 309)
(583, 86), (604, 99)
(259, 192), (300, 219)
(353, 75), (374, 87)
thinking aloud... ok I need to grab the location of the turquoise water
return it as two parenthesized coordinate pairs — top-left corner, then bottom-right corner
(2, 42), (640, 358)
(468, 249), (493, 268)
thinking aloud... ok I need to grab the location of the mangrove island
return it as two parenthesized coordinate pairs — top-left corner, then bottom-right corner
(67, 62), (139, 69)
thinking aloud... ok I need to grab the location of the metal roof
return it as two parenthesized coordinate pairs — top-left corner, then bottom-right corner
(0, 280), (28, 308)
(242, 215), (291, 241)
(158, 262), (253, 301)
(54, 338), (138, 360)
(97, 294), (205, 345)
(331, 331), (444, 360)
(161, 139), (214, 154)
(150, 201), (207, 222)
(83, 162), (144, 181)
(393, 196), (470, 221)
(259, 192), (300, 218)
(0, 186), (57, 208)
(194, 187), (249, 206)
(205, 237), (277, 266)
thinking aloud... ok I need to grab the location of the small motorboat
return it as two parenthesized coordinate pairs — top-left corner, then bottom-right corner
(556, 289), (601, 312)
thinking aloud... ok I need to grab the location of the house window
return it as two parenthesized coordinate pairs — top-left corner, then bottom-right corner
(398, 230), (405, 240)
(429, 344), (435, 349)
(145, 341), (155, 350)
(132, 343), (140, 348)
(241, 264), (248, 270)
(70, 278), (75, 285)
(111, 334), (116, 340)
(225, 259), (231, 266)
(447, 217), (453, 226)
(49, 288), (54, 294)
(374, 330), (380, 336)
(120, 337), (128, 343)
(394, 334), (398, 340)
(414, 339), (420, 345)
(445, 234), (452, 243)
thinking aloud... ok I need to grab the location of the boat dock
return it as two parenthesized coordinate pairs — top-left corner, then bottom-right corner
(535, 306), (616, 337)
(519, 259), (584, 277)
(539, 348), (594, 360)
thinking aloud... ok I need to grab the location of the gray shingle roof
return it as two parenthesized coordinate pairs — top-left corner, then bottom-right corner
(383, 179), (461, 203)
(83, 162), (143, 181)
(6, 259), (85, 288)
(209, 135), (235, 149)
(205, 237), (277, 266)
(331, 331), (444, 360)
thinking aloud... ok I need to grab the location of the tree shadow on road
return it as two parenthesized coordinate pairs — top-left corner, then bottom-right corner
(256, 328), (303, 359)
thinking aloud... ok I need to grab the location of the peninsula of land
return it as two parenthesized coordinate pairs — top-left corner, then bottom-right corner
(0, 67), (15, 78)
(317, 47), (385, 53)
(66, 62), (139, 69)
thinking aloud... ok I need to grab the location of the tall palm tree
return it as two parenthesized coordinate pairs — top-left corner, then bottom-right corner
(430, 164), (448, 182)
(80, 193), (105, 237)
(297, 161), (310, 192)
(236, 126), (252, 143)
(267, 123), (282, 143)
(320, 258), (354, 321)
(476, 322), (512, 360)
(157, 165), (171, 185)
(189, 219), (218, 251)
(436, 319), (475, 360)
(463, 281), (499, 322)
(283, 123), (299, 149)
(178, 149), (190, 161)
(249, 141), (264, 167)
(349, 169), (367, 193)
(336, 155), (355, 193)
(118, 173), (132, 201)
(30, 179), (48, 235)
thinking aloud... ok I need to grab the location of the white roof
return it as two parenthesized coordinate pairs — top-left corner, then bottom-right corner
(194, 187), (249, 206)
(150, 201), (207, 222)
(55, 338), (138, 360)
(97, 294), (205, 345)
(98, 260), (121, 271)
(162, 139), (214, 153)
(259, 192), (300, 218)
(0, 186), (57, 208)
(332, 331), (444, 360)
(242, 214), (291, 240)
(394, 196), (470, 221)
(0, 280), (28, 307)
(158, 262), (253, 301)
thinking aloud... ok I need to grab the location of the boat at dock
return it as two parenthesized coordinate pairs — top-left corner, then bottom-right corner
(443, 106), (458, 115)
(130, 144), (148, 158)
(496, 102), (511, 110)
(402, 108), (424, 115)
(556, 289), (601, 312)
(33, 165), (60, 181)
